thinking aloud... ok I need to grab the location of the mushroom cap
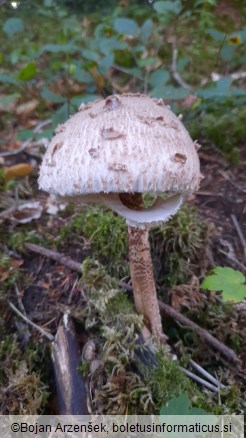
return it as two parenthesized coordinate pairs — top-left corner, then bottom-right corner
(39, 94), (201, 198)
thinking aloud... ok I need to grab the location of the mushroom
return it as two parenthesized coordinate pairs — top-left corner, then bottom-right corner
(39, 93), (201, 344)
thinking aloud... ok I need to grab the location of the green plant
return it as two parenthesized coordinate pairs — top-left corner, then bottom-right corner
(160, 392), (211, 415)
(188, 104), (246, 161)
(9, 229), (45, 252)
(150, 204), (209, 286)
(60, 206), (128, 278)
(0, 335), (49, 414)
(201, 267), (246, 303)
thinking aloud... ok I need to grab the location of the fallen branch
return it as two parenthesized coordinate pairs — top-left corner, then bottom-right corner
(8, 301), (54, 341)
(158, 301), (240, 365)
(25, 242), (241, 365)
(25, 243), (82, 272)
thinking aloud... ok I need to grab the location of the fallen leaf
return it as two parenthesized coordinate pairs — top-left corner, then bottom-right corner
(3, 163), (33, 181)
(10, 201), (43, 224)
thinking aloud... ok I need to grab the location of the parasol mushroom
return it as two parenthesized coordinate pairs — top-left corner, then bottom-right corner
(39, 93), (202, 343)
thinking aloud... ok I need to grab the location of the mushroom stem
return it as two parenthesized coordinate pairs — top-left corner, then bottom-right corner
(127, 225), (165, 344)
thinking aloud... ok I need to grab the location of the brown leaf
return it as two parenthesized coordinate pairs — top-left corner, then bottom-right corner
(16, 100), (38, 116)
(3, 163), (33, 181)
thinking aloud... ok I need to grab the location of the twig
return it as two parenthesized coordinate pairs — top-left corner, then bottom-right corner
(179, 366), (218, 392)
(8, 301), (54, 341)
(219, 249), (246, 273)
(14, 281), (27, 316)
(0, 119), (51, 157)
(24, 243), (241, 365)
(170, 47), (191, 90)
(218, 170), (246, 194)
(231, 214), (246, 261)
(158, 301), (240, 365)
(189, 359), (225, 389)
(24, 243), (82, 272)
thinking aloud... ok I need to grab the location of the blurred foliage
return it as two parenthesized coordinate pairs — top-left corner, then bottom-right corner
(0, 0), (245, 156)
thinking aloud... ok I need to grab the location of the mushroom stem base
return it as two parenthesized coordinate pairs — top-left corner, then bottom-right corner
(128, 226), (166, 344)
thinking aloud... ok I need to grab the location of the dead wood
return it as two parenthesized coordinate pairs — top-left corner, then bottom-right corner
(52, 314), (88, 414)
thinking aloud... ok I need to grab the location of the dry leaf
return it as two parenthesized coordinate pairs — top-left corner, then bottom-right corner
(9, 201), (43, 224)
(16, 100), (38, 116)
(3, 163), (33, 181)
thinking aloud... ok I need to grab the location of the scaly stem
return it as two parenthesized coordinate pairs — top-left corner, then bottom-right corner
(128, 226), (165, 343)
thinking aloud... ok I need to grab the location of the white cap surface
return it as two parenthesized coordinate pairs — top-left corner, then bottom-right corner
(39, 94), (201, 198)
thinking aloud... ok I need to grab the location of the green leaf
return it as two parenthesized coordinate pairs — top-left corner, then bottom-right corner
(207, 28), (226, 41)
(160, 394), (190, 415)
(73, 69), (94, 84)
(17, 129), (34, 141)
(149, 69), (170, 87)
(113, 18), (138, 37)
(0, 93), (20, 111)
(41, 89), (66, 104)
(18, 63), (37, 81)
(201, 267), (246, 303)
(82, 49), (100, 62)
(137, 56), (156, 68)
(220, 45), (235, 61)
(35, 129), (53, 140)
(123, 67), (142, 78)
(151, 85), (189, 100)
(3, 18), (24, 37)
(216, 76), (232, 89)
(154, 1), (182, 15)
(0, 73), (18, 85)
(140, 19), (153, 42)
(71, 95), (99, 109)
(99, 37), (127, 55)
(40, 43), (79, 54)
(52, 103), (70, 127)
(98, 54), (114, 75)
(160, 394), (211, 415)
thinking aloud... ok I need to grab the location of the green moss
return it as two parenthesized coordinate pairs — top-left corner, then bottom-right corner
(0, 335), (49, 414)
(60, 205), (128, 278)
(150, 204), (209, 286)
(9, 229), (46, 252)
(146, 352), (207, 412)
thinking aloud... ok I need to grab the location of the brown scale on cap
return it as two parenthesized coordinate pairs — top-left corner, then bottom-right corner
(104, 95), (122, 110)
(55, 124), (66, 134)
(101, 127), (125, 140)
(171, 153), (187, 164)
(51, 142), (63, 157)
